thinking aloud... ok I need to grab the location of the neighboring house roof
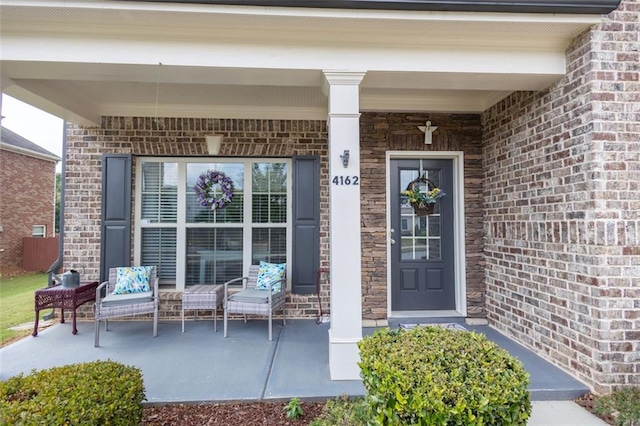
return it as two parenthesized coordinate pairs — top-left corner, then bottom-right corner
(138, 0), (621, 14)
(0, 126), (61, 163)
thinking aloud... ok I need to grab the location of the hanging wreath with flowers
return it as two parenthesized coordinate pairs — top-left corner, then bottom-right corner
(401, 175), (445, 216)
(193, 170), (234, 210)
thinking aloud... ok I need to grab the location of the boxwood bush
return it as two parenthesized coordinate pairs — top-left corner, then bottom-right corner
(358, 326), (531, 425)
(0, 360), (145, 425)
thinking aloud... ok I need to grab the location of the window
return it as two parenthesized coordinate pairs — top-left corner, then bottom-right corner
(251, 163), (287, 265)
(32, 225), (46, 238)
(135, 158), (291, 290)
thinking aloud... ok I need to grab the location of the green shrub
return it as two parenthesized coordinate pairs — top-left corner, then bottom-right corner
(593, 387), (640, 426)
(284, 397), (303, 419)
(310, 395), (371, 426)
(0, 360), (145, 425)
(358, 327), (531, 426)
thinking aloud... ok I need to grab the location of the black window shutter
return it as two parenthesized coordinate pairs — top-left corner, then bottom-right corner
(292, 156), (320, 294)
(100, 154), (132, 282)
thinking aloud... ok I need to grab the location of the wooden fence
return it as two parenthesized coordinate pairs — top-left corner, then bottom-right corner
(22, 236), (59, 272)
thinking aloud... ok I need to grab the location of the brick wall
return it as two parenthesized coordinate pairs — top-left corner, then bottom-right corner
(482, 0), (639, 393)
(360, 113), (484, 319)
(65, 118), (330, 319)
(0, 149), (56, 272)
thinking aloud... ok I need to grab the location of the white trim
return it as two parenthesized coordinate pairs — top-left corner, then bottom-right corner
(389, 310), (460, 318)
(385, 150), (467, 318)
(176, 162), (187, 290)
(101, 104), (328, 122)
(0, 143), (60, 163)
(31, 224), (46, 238)
(326, 72), (364, 381)
(0, 1), (605, 24)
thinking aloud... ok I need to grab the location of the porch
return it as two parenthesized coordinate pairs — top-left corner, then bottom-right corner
(1, 319), (588, 403)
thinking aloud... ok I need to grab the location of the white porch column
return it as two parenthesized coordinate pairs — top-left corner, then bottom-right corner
(324, 70), (365, 380)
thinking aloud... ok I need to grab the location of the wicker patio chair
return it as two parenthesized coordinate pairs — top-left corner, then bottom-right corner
(223, 264), (286, 341)
(94, 266), (159, 347)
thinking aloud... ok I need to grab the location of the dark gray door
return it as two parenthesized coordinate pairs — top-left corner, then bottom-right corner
(390, 159), (455, 311)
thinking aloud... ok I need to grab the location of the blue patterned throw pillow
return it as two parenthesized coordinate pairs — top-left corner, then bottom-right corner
(255, 262), (286, 292)
(113, 266), (152, 295)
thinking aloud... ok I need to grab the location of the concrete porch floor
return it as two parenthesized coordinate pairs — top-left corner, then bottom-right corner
(0, 318), (606, 425)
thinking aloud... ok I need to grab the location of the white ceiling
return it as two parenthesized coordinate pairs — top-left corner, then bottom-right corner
(0, 1), (604, 125)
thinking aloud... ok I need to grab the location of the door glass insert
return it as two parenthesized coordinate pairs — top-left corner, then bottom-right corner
(399, 164), (443, 261)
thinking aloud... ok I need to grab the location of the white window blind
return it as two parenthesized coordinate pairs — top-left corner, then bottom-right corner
(141, 228), (177, 282)
(141, 162), (178, 223)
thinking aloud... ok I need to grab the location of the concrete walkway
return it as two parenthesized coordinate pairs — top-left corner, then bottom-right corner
(0, 319), (606, 424)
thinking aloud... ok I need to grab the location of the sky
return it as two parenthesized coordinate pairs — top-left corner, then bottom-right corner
(1, 94), (64, 172)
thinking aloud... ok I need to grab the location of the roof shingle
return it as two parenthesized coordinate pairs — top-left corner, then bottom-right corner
(1, 126), (60, 160)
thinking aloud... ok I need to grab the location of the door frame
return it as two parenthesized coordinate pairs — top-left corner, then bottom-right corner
(385, 151), (467, 317)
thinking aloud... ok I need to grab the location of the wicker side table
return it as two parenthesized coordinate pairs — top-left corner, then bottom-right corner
(181, 284), (224, 332)
(33, 281), (99, 336)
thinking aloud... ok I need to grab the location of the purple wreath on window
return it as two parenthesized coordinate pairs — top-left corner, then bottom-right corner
(193, 170), (234, 210)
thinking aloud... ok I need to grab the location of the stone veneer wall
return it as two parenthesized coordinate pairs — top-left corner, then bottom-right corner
(482, 0), (639, 392)
(360, 112), (485, 319)
(65, 117), (330, 320)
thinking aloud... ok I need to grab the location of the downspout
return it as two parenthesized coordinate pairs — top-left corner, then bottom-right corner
(46, 121), (67, 288)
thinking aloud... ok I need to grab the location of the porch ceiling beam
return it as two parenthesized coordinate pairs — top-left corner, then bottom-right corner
(0, 73), (15, 91)
(3, 84), (101, 126)
(0, 62), (325, 87)
(0, 62), (563, 92)
(0, 37), (567, 78)
(360, 90), (514, 114)
(98, 103), (329, 120)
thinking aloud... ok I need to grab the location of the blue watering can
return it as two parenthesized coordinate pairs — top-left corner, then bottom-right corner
(61, 270), (80, 288)
(52, 268), (83, 288)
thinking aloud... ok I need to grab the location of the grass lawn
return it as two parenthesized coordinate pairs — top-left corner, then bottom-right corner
(0, 272), (49, 347)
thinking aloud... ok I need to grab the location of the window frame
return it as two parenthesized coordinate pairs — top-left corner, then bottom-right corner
(134, 156), (292, 291)
(32, 225), (46, 238)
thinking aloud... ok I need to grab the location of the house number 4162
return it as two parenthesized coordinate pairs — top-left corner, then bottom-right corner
(332, 175), (359, 185)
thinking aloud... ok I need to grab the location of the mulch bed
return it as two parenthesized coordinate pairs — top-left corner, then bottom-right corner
(143, 401), (326, 425)
(144, 395), (616, 426)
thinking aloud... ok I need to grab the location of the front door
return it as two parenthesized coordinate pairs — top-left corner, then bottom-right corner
(390, 159), (455, 311)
